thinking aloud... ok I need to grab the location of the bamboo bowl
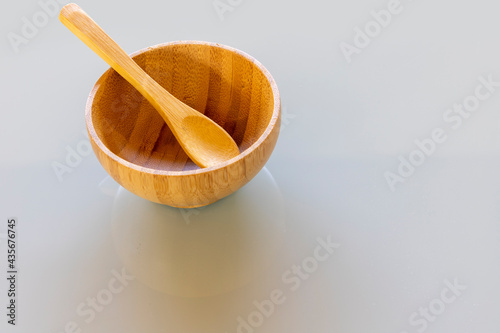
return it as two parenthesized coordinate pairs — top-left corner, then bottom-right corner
(86, 41), (281, 208)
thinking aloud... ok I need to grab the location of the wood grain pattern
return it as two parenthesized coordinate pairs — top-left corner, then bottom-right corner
(86, 41), (281, 208)
(60, 4), (239, 168)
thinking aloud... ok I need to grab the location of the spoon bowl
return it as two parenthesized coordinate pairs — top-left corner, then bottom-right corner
(87, 41), (281, 208)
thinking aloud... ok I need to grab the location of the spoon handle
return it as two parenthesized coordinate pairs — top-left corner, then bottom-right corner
(59, 3), (241, 168)
(59, 3), (185, 123)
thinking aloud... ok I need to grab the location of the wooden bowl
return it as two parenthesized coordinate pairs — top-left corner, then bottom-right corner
(86, 41), (281, 208)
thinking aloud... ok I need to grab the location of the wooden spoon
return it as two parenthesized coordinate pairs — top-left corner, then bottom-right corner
(59, 3), (239, 168)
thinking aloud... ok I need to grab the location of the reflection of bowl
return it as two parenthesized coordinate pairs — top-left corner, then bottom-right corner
(86, 41), (281, 208)
(110, 168), (286, 297)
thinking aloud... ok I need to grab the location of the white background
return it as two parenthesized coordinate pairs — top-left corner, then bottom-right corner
(1, 0), (500, 332)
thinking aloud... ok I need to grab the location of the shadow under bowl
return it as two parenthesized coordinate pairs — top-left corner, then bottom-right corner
(86, 41), (281, 208)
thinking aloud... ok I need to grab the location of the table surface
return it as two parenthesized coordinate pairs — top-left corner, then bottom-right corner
(2, 0), (500, 332)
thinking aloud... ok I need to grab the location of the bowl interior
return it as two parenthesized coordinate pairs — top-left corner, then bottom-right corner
(90, 42), (275, 172)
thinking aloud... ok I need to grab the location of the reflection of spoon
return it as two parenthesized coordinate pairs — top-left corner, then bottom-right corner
(59, 3), (239, 168)
(109, 168), (286, 297)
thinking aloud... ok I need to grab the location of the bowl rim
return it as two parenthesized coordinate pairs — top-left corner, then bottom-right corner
(85, 40), (280, 176)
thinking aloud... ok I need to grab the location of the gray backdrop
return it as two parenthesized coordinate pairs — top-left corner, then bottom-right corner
(1, 0), (500, 332)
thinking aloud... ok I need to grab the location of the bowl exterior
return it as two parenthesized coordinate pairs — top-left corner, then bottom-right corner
(87, 114), (280, 208)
